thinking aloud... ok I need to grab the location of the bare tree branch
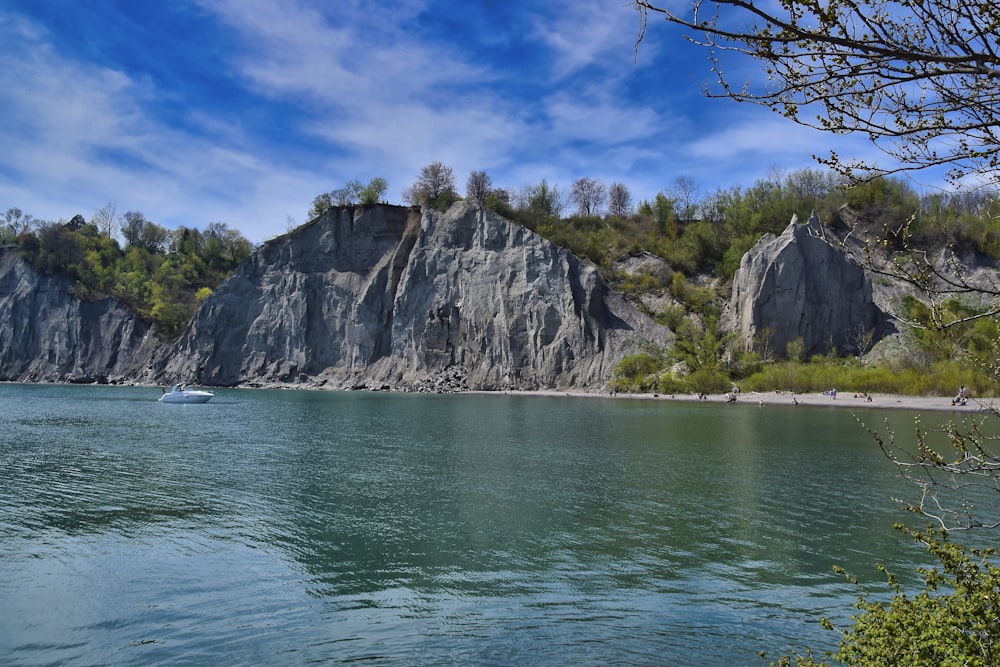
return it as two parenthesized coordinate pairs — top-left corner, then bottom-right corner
(634, 0), (1000, 184)
(861, 410), (1000, 530)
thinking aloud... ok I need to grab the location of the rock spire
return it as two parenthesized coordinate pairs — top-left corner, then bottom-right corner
(721, 212), (885, 357)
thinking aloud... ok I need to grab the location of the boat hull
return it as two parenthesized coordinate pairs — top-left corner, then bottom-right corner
(159, 390), (214, 404)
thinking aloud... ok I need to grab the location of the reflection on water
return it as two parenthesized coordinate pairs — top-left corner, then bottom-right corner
(0, 385), (938, 664)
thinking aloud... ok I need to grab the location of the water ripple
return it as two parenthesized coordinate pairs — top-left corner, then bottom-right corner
(0, 387), (932, 664)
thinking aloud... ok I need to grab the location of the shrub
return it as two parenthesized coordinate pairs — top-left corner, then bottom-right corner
(612, 353), (665, 391)
(775, 526), (1000, 667)
(681, 367), (732, 393)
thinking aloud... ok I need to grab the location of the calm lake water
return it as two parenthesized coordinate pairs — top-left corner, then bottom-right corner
(0, 384), (950, 665)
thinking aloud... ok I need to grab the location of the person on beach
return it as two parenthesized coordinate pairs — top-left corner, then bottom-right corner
(952, 385), (968, 406)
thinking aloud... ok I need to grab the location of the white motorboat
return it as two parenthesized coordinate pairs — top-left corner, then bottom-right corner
(159, 383), (214, 404)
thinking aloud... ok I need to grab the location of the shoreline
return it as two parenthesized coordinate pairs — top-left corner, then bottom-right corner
(3, 380), (994, 413)
(492, 388), (997, 413)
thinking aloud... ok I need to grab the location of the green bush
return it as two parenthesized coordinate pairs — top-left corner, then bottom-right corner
(612, 353), (664, 391)
(775, 525), (1000, 667)
(736, 357), (1000, 397)
(682, 367), (732, 393)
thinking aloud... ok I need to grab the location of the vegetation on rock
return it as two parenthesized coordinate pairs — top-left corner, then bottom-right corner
(402, 162), (459, 210)
(307, 176), (390, 219)
(4, 208), (252, 338)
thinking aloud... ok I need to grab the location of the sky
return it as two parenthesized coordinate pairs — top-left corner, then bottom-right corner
(1, 0), (913, 243)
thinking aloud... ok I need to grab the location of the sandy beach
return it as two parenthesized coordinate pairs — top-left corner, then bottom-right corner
(497, 388), (997, 413)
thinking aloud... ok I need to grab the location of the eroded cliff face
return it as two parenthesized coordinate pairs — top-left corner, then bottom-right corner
(0, 247), (156, 382)
(149, 201), (671, 390)
(0, 203), (905, 389)
(721, 212), (887, 357)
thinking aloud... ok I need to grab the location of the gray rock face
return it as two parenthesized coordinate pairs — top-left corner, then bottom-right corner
(0, 247), (156, 382)
(152, 201), (671, 390)
(721, 212), (885, 357)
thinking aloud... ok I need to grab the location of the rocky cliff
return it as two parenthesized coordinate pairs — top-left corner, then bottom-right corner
(145, 201), (671, 390)
(0, 246), (157, 382)
(721, 212), (887, 357)
(0, 202), (913, 389)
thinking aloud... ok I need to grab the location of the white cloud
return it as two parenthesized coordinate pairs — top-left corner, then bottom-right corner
(531, 0), (643, 81)
(682, 109), (886, 180)
(198, 0), (486, 107)
(0, 9), (331, 241)
(544, 94), (668, 146)
(686, 113), (822, 161)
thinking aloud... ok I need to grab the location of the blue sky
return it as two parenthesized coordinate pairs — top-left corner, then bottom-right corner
(2, 0), (898, 243)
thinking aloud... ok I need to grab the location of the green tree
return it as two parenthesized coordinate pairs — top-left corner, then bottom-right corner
(671, 316), (730, 374)
(308, 192), (334, 220)
(484, 188), (517, 219)
(335, 179), (365, 206)
(785, 337), (806, 363)
(648, 192), (679, 239)
(513, 180), (563, 230)
(360, 177), (389, 205)
(121, 211), (169, 254)
(203, 222), (253, 277)
(672, 219), (728, 274)
(403, 162), (459, 209)
(35, 221), (86, 279)
(77, 224), (122, 294)
(611, 352), (664, 391)
(310, 177), (389, 216)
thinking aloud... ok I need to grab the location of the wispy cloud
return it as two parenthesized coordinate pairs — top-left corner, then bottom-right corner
(0, 8), (327, 240)
(530, 0), (644, 80)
